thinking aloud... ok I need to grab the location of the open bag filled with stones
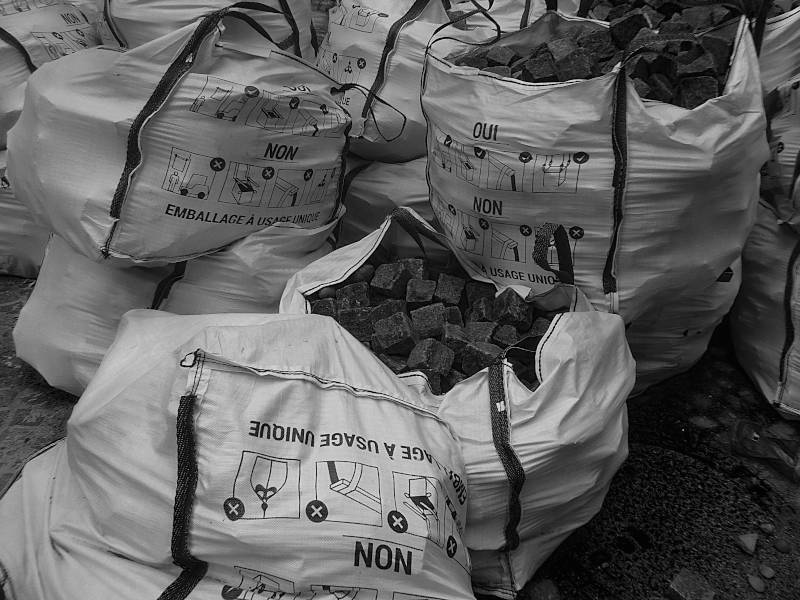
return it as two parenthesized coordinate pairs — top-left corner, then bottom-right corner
(451, 1), (745, 109)
(281, 208), (572, 395)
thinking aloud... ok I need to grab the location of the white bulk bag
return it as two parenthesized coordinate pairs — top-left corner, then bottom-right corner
(14, 214), (339, 396)
(337, 157), (437, 252)
(8, 3), (351, 264)
(281, 209), (633, 597)
(314, 0), (451, 162)
(97, 0), (317, 58)
(759, 7), (800, 227)
(436, 310), (632, 598)
(421, 14), (768, 322)
(731, 201), (800, 419)
(0, 0), (100, 148)
(0, 150), (49, 277)
(627, 259), (741, 394)
(449, 0), (582, 32)
(64, 310), (474, 600)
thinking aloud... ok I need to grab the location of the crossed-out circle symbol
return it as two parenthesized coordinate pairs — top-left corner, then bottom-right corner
(332, 53), (338, 63)
(568, 226), (584, 240)
(388, 510), (408, 533)
(262, 167), (275, 180)
(289, 97), (300, 109)
(448, 204), (457, 216)
(519, 151), (532, 164)
(479, 218), (489, 230)
(520, 224), (532, 237)
(52, 32), (63, 39)
(224, 497), (245, 521)
(244, 85), (260, 98)
(303, 169), (314, 181)
(210, 157), (226, 172)
(446, 535), (458, 558)
(357, 58), (366, 69)
(306, 500), (328, 523)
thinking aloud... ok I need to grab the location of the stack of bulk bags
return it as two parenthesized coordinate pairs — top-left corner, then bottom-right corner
(420, 13), (767, 327)
(315, 0), (462, 162)
(1, 310), (475, 600)
(0, 0), (100, 148)
(0, 150), (49, 277)
(337, 157), (437, 253)
(281, 209), (633, 597)
(731, 202), (800, 419)
(759, 6), (800, 227)
(8, 3), (351, 264)
(97, 0), (317, 58)
(13, 212), (339, 397)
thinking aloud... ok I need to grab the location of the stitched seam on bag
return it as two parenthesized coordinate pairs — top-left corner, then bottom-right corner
(488, 362), (525, 551)
(778, 233), (800, 393)
(535, 313), (562, 382)
(602, 66), (628, 296)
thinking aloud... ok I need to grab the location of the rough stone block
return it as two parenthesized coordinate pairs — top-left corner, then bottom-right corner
(676, 50), (717, 78)
(632, 77), (652, 98)
(516, 53), (559, 83)
(607, 3), (632, 21)
(493, 288), (532, 331)
(406, 279), (436, 305)
(398, 257), (428, 280)
(700, 33), (733, 75)
(486, 45), (518, 67)
(554, 46), (594, 80)
(408, 338), (455, 376)
(435, 273), (466, 305)
(370, 262), (411, 298)
(445, 306), (464, 326)
(458, 49), (489, 69)
(378, 354), (407, 374)
(647, 72), (675, 102)
(442, 323), (469, 354)
(529, 316), (553, 337)
(484, 65), (512, 78)
(310, 298), (336, 317)
(640, 5), (665, 28)
(609, 11), (649, 48)
(466, 321), (498, 344)
(461, 342), (503, 377)
(546, 37), (579, 63)
(677, 76), (718, 109)
(336, 307), (374, 342)
(373, 312), (417, 354)
(492, 324), (520, 348)
(465, 280), (496, 305)
(591, 1), (614, 20)
(336, 282), (371, 310)
(421, 371), (443, 395)
(659, 14), (693, 34)
(370, 299), (406, 324)
(576, 29), (618, 61)
(468, 296), (494, 322)
(444, 370), (467, 390)
(680, 6), (713, 30)
(350, 263), (375, 283)
(410, 303), (447, 339)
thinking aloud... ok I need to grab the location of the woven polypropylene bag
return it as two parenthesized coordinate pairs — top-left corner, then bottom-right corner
(8, 3), (351, 264)
(0, 150), (49, 277)
(731, 201), (800, 419)
(97, 0), (317, 58)
(421, 14), (768, 323)
(14, 213), (339, 396)
(0, 0), (100, 148)
(63, 310), (474, 599)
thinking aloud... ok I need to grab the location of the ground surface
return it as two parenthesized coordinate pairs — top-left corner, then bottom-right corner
(1, 275), (798, 599)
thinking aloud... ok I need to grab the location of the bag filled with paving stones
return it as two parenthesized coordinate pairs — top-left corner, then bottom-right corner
(337, 157), (437, 253)
(731, 200), (800, 419)
(280, 208), (633, 595)
(97, 0), (318, 58)
(8, 2), (351, 264)
(13, 214), (339, 396)
(315, 0), (471, 162)
(627, 258), (741, 394)
(0, 150), (49, 278)
(0, 0), (100, 149)
(43, 310), (473, 599)
(758, 5), (800, 228)
(421, 9), (768, 323)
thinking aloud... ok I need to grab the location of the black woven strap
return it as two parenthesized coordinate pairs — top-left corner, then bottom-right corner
(488, 362), (525, 551)
(157, 393), (208, 600)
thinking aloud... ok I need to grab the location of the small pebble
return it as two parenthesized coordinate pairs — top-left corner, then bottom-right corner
(758, 564), (775, 579)
(774, 538), (791, 553)
(737, 532), (758, 555)
(759, 523), (775, 535)
(747, 575), (765, 593)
